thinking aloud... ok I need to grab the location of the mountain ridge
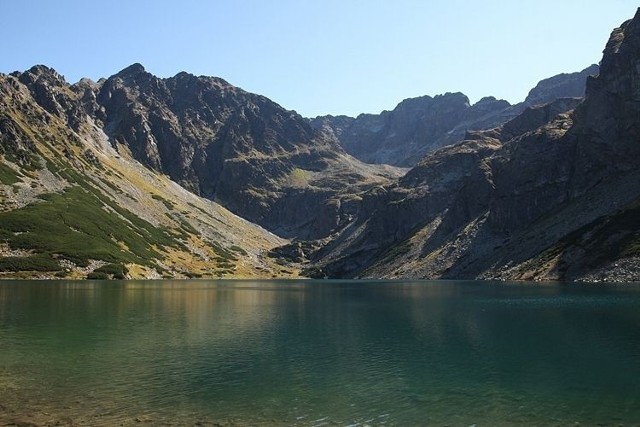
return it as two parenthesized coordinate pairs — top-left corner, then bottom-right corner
(311, 64), (599, 166)
(301, 10), (640, 281)
(2, 8), (640, 281)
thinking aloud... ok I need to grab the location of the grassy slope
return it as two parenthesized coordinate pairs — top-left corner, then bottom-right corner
(0, 77), (294, 279)
(0, 186), (175, 268)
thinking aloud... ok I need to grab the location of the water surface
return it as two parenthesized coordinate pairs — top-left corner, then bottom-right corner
(1, 280), (639, 425)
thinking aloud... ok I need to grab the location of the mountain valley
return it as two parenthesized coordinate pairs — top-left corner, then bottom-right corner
(1, 9), (640, 281)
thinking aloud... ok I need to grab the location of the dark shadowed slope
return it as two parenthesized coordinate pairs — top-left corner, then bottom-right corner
(306, 10), (640, 282)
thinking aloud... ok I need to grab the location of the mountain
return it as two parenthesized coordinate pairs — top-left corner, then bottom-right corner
(0, 68), (292, 279)
(0, 62), (402, 278)
(7, 64), (403, 241)
(312, 65), (599, 166)
(523, 64), (600, 107)
(303, 9), (640, 282)
(1, 9), (639, 282)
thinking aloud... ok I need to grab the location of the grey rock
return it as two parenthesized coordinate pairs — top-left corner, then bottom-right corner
(523, 64), (599, 107)
(312, 65), (598, 167)
(310, 8), (640, 281)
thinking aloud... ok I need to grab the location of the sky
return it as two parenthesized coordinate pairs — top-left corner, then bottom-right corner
(1, 1), (638, 117)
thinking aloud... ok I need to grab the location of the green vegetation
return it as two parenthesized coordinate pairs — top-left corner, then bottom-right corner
(94, 263), (128, 279)
(229, 245), (248, 256)
(100, 177), (123, 194)
(152, 194), (175, 210)
(211, 242), (239, 268)
(0, 162), (21, 185)
(187, 202), (211, 217)
(0, 253), (62, 272)
(86, 271), (109, 280)
(0, 186), (180, 268)
(178, 218), (198, 235)
(216, 262), (235, 270)
(0, 141), (40, 173)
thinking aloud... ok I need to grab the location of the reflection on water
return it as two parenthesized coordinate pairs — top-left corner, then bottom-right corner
(1, 280), (640, 425)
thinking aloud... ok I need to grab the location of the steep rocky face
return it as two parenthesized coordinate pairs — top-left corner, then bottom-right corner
(313, 65), (598, 167)
(489, 16), (639, 236)
(523, 64), (599, 107)
(0, 71), (292, 279)
(96, 64), (323, 191)
(2, 9), (638, 282)
(311, 92), (508, 167)
(4, 62), (598, 245)
(307, 9), (640, 281)
(569, 17), (640, 185)
(8, 64), (401, 240)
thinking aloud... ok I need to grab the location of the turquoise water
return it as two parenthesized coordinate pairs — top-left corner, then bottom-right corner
(1, 280), (640, 426)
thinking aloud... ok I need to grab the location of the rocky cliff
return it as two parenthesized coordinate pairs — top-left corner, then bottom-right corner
(0, 69), (293, 279)
(9, 64), (402, 240)
(312, 65), (598, 167)
(304, 10), (640, 282)
(1, 9), (639, 282)
(523, 64), (600, 107)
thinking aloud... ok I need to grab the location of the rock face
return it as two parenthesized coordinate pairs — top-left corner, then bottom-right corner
(311, 93), (510, 167)
(0, 69), (293, 279)
(2, 9), (639, 282)
(7, 64), (401, 240)
(312, 65), (599, 167)
(523, 64), (600, 107)
(307, 9), (640, 282)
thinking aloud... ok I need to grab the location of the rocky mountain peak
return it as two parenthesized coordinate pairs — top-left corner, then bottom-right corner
(8, 65), (79, 122)
(115, 62), (147, 77)
(523, 64), (599, 107)
(73, 77), (101, 91)
(109, 63), (155, 89)
(314, 64), (594, 167)
(171, 71), (232, 89)
(563, 7), (640, 192)
(591, 8), (640, 101)
(305, 9), (640, 281)
(435, 91), (470, 105)
(3, 10), (640, 282)
(16, 64), (67, 87)
(470, 96), (511, 115)
(474, 96), (510, 107)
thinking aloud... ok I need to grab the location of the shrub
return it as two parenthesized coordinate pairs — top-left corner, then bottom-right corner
(152, 194), (175, 210)
(94, 263), (128, 279)
(86, 271), (109, 280)
(0, 186), (180, 267)
(0, 254), (62, 272)
(0, 162), (20, 185)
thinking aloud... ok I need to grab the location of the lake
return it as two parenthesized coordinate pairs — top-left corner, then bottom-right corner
(1, 280), (639, 426)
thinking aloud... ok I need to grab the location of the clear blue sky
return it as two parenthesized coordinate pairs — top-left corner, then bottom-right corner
(1, 1), (637, 117)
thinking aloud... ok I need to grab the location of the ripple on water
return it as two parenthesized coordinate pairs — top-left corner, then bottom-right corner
(2, 280), (640, 425)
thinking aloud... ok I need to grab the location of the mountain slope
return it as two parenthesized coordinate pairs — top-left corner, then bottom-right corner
(523, 64), (600, 107)
(2, 9), (639, 282)
(312, 65), (598, 167)
(0, 71), (292, 279)
(305, 9), (640, 282)
(74, 65), (401, 239)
